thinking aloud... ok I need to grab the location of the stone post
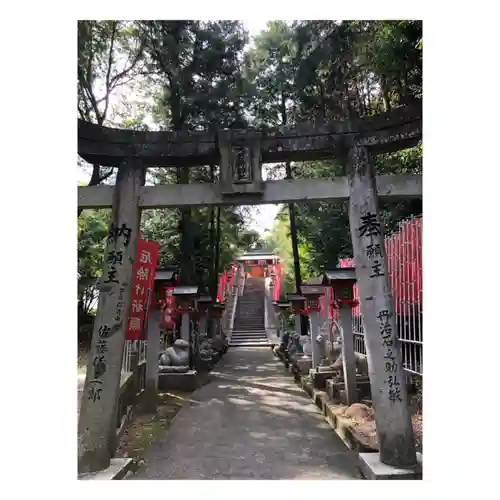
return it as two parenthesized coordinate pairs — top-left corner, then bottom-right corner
(347, 145), (417, 469)
(294, 313), (301, 337)
(191, 312), (200, 368)
(199, 313), (208, 338)
(78, 160), (145, 474)
(144, 307), (161, 413)
(338, 304), (358, 405)
(181, 312), (190, 342)
(268, 283), (274, 327)
(309, 310), (321, 370)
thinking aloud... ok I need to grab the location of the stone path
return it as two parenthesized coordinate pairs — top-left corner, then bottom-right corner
(132, 347), (362, 480)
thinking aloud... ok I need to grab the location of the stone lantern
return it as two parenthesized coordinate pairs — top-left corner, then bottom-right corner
(209, 302), (226, 339)
(322, 268), (359, 404)
(323, 268), (358, 308)
(196, 295), (213, 338)
(152, 267), (180, 332)
(273, 301), (291, 338)
(301, 285), (325, 371)
(285, 293), (306, 336)
(144, 266), (180, 413)
(173, 285), (199, 369)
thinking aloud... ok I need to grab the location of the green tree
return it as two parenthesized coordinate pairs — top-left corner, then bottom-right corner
(261, 20), (422, 274)
(77, 21), (146, 187)
(137, 21), (250, 284)
(78, 209), (110, 341)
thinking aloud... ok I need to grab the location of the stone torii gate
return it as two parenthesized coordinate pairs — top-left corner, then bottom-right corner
(77, 102), (422, 475)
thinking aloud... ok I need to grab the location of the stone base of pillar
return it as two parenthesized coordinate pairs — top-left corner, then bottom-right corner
(358, 452), (422, 480)
(79, 458), (135, 480)
(325, 377), (371, 404)
(293, 356), (312, 375)
(310, 369), (336, 390)
(158, 370), (199, 392)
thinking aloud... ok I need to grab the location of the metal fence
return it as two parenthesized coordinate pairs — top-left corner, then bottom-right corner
(342, 215), (423, 376)
(121, 340), (148, 376)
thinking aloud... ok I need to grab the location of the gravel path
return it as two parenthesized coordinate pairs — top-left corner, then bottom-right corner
(132, 346), (362, 479)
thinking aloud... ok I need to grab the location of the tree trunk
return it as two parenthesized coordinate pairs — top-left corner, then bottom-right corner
(208, 164), (217, 300)
(285, 161), (308, 336)
(380, 76), (391, 112)
(213, 206), (221, 299)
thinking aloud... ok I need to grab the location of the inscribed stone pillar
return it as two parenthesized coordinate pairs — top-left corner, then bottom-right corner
(347, 145), (417, 468)
(338, 304), (358, 405)
(78, 160), (145, 474)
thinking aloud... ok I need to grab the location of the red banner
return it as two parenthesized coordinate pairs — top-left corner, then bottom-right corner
(160, 286), (177, 330)
(126, 238), (160, 340)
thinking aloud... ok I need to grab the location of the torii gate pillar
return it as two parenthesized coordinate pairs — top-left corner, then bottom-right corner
(347, 145), (419, 475)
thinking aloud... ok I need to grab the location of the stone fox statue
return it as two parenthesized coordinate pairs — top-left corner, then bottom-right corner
(158, 338), (190, 373)
(327, 320), (369, 376)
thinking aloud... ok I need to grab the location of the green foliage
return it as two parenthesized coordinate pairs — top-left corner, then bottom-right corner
(78, 210), (110, 316)
(257, 20), (423, 275)
(77, 20), (423, 310)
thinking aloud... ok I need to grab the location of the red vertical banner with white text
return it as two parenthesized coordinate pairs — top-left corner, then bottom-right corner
(126, 238), (160, 341)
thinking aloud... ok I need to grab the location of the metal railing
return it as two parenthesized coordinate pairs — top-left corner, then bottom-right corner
(122, 341), (133, 373)
(121, 340), (147, 376)
(220, 264), (241, 335)
(348, 215), (423, 376)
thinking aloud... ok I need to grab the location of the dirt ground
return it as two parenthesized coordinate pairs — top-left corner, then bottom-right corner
(115, 373), (211, 466)
(115, 391), (192, 465)
(340, 396), (423, 454)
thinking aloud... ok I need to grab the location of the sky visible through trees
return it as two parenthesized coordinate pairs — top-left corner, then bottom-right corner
(77, 20), (280, 236)
(78, 19), (422, 312)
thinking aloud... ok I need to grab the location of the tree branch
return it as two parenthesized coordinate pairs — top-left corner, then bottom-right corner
(102, 21), (118, 120)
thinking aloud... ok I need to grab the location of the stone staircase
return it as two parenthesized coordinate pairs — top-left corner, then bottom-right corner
(230, 277), (269, 347)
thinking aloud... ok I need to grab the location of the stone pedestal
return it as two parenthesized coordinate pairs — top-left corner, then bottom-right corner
(325, 376), (371, 404)
(157, 370), (199, 392)
(358, 452), (422, 480)
(294, 356), (312, 375)
(79, 458), (135, 480)
(310, 369), (336, 390)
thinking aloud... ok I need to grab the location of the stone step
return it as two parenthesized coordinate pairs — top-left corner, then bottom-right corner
(231, 337), (268, 342)
(233, 331), (266, 334)
(233, 322), (265, 326)
(229, 340), (270, 347)
(233, 321), (265, 325)
(230, 334), (267, 338)
(233, 327), (265, 331)
(234, 317), (265, 321)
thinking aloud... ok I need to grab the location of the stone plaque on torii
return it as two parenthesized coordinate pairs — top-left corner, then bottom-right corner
(77, 102), (422, 476)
